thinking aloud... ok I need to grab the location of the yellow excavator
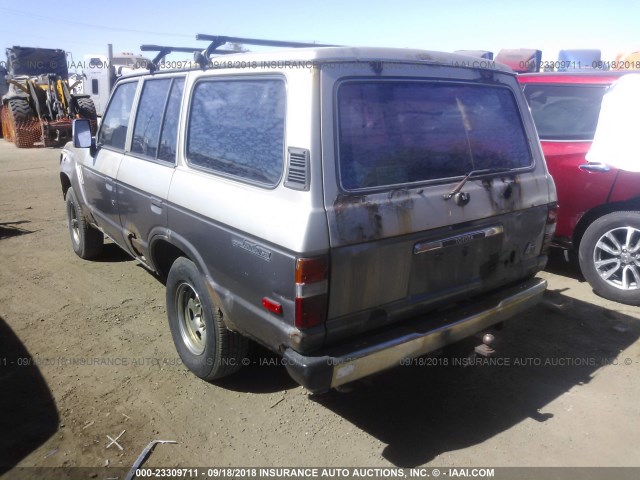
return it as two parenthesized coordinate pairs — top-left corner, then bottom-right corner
(1, 46), (97, 148)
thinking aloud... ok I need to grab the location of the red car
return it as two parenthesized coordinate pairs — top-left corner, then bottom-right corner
(519, 71), (640, 305)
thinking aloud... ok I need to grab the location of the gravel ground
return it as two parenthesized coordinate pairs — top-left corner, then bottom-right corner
(1, 141), (639, 476)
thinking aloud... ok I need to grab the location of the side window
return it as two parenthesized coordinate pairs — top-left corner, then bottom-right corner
(131, 77), (185, 163)
(158, 79), (185, 162)
(187, 79), (285, 186)
(98, 81), (137, 151)
(91, 79), (99, 95)
(131, 79), (172, 159)
(523, 84), (607, 141)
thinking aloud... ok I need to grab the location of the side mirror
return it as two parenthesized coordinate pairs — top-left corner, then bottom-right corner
(72, 119), (93, 148)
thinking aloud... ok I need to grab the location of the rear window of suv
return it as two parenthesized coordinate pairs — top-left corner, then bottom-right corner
(522, 84), (607, 141)
(337, 80), (532, 190)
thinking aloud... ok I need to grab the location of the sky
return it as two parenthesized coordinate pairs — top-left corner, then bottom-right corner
(1, 0), (639, 72)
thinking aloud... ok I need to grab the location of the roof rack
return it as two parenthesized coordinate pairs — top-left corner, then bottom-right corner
(141, 34), (340, 71)
(194, 34), (339, 68)
(140, 45), (237, 71)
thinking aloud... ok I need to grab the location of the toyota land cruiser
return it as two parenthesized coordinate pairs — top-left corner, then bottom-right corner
(60, 42), (557, 392)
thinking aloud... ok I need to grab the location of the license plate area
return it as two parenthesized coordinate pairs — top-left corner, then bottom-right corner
(409, 225), (504, 295)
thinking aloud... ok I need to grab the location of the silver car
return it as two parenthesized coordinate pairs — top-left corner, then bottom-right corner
(60, 47), (557, 392)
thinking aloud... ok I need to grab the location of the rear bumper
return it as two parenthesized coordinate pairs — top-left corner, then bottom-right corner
(283, 277), (547, 393)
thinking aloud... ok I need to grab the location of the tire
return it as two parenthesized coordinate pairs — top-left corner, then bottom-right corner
(76, 97), (98, 135)
(2, 102), (12, 142)
(166, 257), (248, 381)
(2, 102), (15, 142)
(65, 187), (104, 259)
(7, 98), (38, 148)
(2, 102), (18, 143)
(578, 211), (640, 306)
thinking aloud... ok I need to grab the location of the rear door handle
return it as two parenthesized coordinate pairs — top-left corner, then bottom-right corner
(579, 162), (610, 173)
(150, 197), (163, 215)
(105, 178), (115, 191)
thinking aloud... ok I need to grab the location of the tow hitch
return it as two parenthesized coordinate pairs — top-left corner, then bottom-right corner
(474, 332), (497, 357)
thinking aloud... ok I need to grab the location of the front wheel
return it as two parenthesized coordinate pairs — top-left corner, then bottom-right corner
(578, 211), (640, 306)
(7, 98), (38, 148)
(65, 187), (104, 259)
(166, 257), (248, 381)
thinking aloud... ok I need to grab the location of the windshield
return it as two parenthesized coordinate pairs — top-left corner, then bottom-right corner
(523, 84), (608, 141)
(337, 80), (532, 190)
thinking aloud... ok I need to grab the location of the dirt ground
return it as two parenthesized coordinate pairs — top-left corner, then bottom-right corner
(1, 141), (639, 475)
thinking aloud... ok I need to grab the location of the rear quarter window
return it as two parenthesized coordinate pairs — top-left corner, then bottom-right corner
(523, 84), (607, 141)
(186, 78), (286, 186)
(337, 80), (532, 190)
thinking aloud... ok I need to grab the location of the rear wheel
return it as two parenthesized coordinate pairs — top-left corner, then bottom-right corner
(166, 257), (248, 381)
(579, 211), (640, 306)
(7, 98), (38, 148)
(65, 187), (104, 259)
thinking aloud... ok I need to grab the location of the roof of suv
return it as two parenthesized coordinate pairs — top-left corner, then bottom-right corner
(120, 46), (514, 78)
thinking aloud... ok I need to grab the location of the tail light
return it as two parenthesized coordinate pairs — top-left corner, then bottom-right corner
(294, 256), (329, 329)
(541, 203), (558, 254)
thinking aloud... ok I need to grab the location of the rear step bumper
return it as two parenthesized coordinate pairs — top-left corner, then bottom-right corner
(283, 277), (547, 393)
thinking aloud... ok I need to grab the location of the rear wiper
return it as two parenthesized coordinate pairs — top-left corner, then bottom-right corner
(443, 167), (511, 200)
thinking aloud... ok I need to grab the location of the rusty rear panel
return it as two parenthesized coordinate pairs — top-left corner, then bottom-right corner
(320, 62), (554, 343)
(328, 173), (549, 245)
(325, 202), (549, 343)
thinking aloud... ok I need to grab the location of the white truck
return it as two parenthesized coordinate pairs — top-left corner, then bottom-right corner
(82, 53), (150, 115)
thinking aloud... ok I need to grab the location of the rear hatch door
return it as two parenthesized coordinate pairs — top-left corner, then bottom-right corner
(320, 61), (552, 342)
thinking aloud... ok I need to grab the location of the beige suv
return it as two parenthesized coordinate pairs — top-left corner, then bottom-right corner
(61, 37), (557, 392)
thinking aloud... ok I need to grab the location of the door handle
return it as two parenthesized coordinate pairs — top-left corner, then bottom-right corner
(150, 197), (163, 215)
(579, 162), (610, 173)
(105, 179), (115, 191)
